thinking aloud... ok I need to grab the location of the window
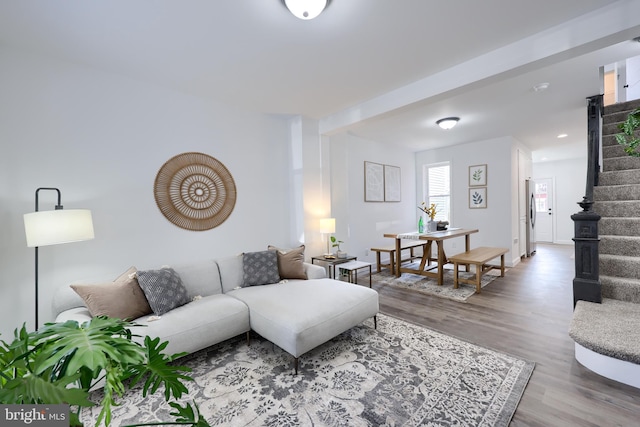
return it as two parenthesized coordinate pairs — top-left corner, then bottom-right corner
(424, 162), (451, 222)
(534, 182), (548, 212)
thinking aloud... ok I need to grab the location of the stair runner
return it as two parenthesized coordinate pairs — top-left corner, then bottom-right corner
(595, 98), (640, 304)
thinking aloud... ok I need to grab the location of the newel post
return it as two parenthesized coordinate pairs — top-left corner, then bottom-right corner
(572, 198), (602, 307)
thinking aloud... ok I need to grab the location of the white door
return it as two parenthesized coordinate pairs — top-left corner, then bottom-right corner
(534, 178), (554, 242)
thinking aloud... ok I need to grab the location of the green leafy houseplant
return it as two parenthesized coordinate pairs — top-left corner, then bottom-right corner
(0, 317), (210, 427)
(615, 107), (640, 157)
(330, 236), (343, 252)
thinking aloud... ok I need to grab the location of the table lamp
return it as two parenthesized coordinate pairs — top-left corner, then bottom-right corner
(24, 187), (94, 330)
(319, 218), (336, 258)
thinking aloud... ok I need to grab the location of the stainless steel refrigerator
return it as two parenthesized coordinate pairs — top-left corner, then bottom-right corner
(525, 179), (536, 257)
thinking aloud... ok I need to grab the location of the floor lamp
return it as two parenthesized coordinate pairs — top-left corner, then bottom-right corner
(319, 218), (335, 258)
(23, 187), (94, 330)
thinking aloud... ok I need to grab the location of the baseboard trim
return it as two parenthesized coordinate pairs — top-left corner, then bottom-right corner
(574, 342), (640, 389)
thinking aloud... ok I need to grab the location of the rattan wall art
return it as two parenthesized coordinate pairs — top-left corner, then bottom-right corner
(154, 152), (236, 231)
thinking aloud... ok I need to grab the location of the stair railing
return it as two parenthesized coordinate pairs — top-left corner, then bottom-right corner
(571, 94), (603, 307)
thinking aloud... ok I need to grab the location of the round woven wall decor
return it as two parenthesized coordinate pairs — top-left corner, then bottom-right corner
(154, 152), (236, 231)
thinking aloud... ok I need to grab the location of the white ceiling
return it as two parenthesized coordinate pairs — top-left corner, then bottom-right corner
(1, 0), (640, 161)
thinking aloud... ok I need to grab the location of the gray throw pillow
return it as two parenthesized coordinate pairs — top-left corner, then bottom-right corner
(137, 267), (189, 315)
(243, 250), (281, 287)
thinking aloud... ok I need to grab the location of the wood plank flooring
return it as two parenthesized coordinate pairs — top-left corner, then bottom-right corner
(358, 243), (640, 426)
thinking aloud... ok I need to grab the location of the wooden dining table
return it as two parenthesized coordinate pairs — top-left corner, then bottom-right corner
(383, 228), (479, 285)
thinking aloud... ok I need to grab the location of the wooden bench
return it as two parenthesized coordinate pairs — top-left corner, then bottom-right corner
(370, 241), (428, 273)
(448, 246), (509, 293)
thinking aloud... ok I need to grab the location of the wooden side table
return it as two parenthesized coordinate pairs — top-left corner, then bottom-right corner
(311, 255), (357, 279)
(337, 261), (373, 287)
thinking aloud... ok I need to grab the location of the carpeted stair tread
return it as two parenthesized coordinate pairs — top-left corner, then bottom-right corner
(599, 169), (640, 186)
(599, 254), (640, 280)
(603, 144), (631, 159)
(599, 218), (640, 236)
(594, 184), (640, 201)
(593, 200), (640, 217)
(569, 299), (640, 365)
(601, 275), (640, 304)
(600, 235), (640, 256)
(603, 99), (640, 115)
(603, 156), (640, 171)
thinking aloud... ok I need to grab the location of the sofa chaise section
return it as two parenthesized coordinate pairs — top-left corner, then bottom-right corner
(228, 278), (379, 373)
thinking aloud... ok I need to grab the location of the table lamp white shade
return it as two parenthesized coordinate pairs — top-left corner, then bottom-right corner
(24, 209), (94, 247)
(319, 218), (335, 234)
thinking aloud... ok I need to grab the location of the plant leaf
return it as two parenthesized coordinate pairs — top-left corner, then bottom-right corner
(0, 374), (93, 406)
(128, 336), (192, 401)
(167, 401), (211, 427)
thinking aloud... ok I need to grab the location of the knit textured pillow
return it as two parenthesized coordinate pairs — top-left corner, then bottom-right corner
(243, 250), (281, 286)
(137, 267), (189, 315)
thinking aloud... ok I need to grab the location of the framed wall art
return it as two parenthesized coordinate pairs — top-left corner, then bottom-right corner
(469, 164), (487, 187)
(469, 187), (487, 209)
(384, 164), (401, 202)
(154, 152), (237, 231)
(364, 161), (384, 202)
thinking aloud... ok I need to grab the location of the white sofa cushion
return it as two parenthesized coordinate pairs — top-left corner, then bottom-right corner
(128, 294), (250, 356)
(228, 278), (379, 357)
(171, 259), (222, 298)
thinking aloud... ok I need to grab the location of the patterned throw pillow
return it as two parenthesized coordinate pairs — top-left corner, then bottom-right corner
(137, 267), (189, 315)
(243, 250), (281, 287)
(71, 266), (152, 320)
(267, 244), (307, 280)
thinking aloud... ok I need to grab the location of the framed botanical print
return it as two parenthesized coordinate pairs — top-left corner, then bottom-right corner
(469, 164), (487, 187)
(469, 187), (487, 209)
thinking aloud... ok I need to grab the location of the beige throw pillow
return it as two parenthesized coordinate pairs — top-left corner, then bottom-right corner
(71, 266), (152, 320)
(268, 244), (307, 280)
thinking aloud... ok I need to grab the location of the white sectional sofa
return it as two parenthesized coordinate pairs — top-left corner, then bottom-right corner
(52, 250), (379, 373)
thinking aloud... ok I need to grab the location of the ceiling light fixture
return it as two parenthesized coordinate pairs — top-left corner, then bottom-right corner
(283, 0), (328, 20)
(436, 117), (460, 130)
(533, 82), (550, 92)
(557, 133), (568, 138)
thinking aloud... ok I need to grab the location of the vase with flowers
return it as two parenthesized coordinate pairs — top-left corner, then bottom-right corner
(418, 202), (438, 232)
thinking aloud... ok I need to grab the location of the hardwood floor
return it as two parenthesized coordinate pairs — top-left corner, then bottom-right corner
(360, 243), (640, 426)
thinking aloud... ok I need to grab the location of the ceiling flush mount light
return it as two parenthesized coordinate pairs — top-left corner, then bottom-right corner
(532, 82), (550, 92)
(557, 133), (568, 138)
(436, 117), (460, 130)
(283, 0), (328, 20)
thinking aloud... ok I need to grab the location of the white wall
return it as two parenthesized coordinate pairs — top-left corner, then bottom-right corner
(533, 157), (587, 244)
(328, 133), (416, 264)
(0, 47), (302, 337)
(415, 136), (523, 266)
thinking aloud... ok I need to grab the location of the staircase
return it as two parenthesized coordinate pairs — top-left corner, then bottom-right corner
(596, 98), (640, 303)
(569, 98), (640, 390)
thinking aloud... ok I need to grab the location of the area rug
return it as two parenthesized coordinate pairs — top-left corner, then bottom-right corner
(371, 263), (503, 302)
(80, 314), (534, 426)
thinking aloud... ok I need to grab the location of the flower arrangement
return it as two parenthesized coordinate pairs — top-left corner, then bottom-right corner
(418, 202), (438, 220)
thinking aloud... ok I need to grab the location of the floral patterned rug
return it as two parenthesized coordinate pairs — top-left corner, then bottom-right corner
(81, 314), (533, 426)
(371, 263), (504, 302)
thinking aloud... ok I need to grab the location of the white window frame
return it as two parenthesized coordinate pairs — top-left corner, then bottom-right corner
(422, 161), (451, 223)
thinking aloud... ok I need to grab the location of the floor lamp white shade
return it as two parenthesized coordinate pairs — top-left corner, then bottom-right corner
(24, 209), (94, 247)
